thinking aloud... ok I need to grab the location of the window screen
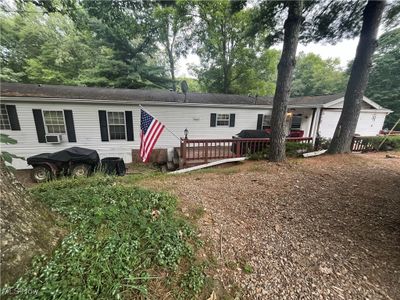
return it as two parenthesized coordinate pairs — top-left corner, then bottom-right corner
(262, 115), (271, 129)
(43, 110), (66, 134)
(291, 115), (302, 129)
(0, 104), (11, 130)
(216, 114), (230, 126)
(108, 111), (126, 140)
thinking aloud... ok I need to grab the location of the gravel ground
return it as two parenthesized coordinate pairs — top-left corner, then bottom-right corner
(141, 152), (400, 299)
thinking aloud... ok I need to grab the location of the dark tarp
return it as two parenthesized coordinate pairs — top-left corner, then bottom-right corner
(235, 130), (271, 139)
(27, 147), (100, 166)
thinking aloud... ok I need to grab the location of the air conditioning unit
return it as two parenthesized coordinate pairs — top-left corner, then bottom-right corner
(45, 134), (63, 144)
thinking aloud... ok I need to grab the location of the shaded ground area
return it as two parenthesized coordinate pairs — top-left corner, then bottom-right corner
(141, 152), (400, 299)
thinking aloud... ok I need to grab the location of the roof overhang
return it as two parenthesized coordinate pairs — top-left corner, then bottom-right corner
(1, 96), (323, 110)
(322, 96), (385, 110)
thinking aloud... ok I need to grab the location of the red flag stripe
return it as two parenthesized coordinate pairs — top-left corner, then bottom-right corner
(142, 124), (164, 162)
(143, 125), (164, 162)
(144, 121), (162, 151)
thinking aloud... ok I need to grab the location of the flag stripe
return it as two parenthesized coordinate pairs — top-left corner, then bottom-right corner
(144, 123), (163, 153)
(140, 109), (165, 163)
(143, 124), (164, 162)
(144, 120), (160, 150)
(143, 125), (164, 161)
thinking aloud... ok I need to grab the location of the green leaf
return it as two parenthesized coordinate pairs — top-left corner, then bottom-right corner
(0, 134), (18, 145)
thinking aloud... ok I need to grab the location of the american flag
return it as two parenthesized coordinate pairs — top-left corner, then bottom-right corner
(140, 108), (165, 162)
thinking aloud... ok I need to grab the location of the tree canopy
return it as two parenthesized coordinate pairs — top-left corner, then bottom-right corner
(291, 52), (347, 97)
(0, 0), (398, 130)
(366, 28), (400, 130)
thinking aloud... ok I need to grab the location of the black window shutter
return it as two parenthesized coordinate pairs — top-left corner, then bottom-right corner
(98, 110), (109, 141)
(32, 109), (46, 143)
(257, 114), (263, 130)
(125, 111), (134, 141)
(210, 113), (216, 127)
(229, 113), (235, 127)
(64, 110), (76, 142)
(6, 105), (20, 131)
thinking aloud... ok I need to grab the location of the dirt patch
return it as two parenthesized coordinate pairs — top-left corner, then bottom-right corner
(141, 152), (400, 299)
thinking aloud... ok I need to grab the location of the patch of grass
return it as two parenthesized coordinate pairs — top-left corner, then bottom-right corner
(178, 264), (207, 299)
(191, 206), (206, 220)
(1, 175), (206, 299)
(242, 263), (253, 274)
(225, 260), (238, 270)
(118, 169), (165, 185)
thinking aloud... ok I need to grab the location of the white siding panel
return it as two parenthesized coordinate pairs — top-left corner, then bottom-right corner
(318, 110), (342, 138)
(355, 112), (386, 136)
(1, 101), (274, 169)
(318, 109), (387, 139)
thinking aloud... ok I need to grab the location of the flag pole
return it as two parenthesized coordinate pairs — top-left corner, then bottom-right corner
(139, 105), (181, 140)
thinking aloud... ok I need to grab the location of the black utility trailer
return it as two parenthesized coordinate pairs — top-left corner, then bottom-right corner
(27, 147), (100, 183)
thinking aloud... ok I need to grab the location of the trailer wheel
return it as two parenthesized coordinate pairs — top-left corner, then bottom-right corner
(71, 164), (90, 177)
(31, 166), (52, 183)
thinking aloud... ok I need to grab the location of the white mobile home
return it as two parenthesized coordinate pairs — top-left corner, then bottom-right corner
(0, 83), (391, 169)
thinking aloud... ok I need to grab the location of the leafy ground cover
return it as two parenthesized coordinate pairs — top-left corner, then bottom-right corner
(2, 175), (207, 299)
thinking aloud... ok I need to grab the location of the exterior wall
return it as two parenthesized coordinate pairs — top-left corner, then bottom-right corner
(2, 97), (386, 169)
(289, 108), (314, 135)
(318, 109), (387, 139)
(1, 100), (279, 169)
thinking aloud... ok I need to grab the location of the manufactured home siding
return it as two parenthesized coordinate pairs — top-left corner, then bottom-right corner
(355, 112), (386, 136)
(318, 109), (387, 138)
(1, 100), (275, 169)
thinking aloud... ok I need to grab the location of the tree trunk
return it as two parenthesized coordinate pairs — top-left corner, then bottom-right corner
(168, 47), (176, 91)
(0, 159), (65, 286)
(328, 0), (386, 154)
(165, 20), (176, 92)
(269, 1), (303, 162)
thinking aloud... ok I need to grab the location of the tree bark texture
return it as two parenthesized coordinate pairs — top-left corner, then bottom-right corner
(328, 0), (386, 154)
(269, 1), (303, 162)
(0, 159), (65, 286)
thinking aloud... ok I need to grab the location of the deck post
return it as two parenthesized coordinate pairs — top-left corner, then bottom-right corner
(350, 136), (356, 152)
(180, 138), (187, 168)
(236, 140), (241, 157)
(204, 142), (208, 163)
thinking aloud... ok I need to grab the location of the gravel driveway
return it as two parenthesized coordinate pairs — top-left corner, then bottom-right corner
(142, 153), (400, 299)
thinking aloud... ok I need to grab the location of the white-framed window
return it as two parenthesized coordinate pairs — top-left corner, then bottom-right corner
(0, 104), (11, 130)
(291, 115), (302, 130)
(216, 114), (230, 126)
(43, 110), (66, 134)
(107, 111), (126, 140)
(262, 115), (271, 129)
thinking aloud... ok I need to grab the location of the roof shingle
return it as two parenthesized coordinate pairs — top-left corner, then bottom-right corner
(0, 82), (344, 106)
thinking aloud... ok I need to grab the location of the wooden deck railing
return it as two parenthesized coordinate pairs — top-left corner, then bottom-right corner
(180, 137), (312, 167)
(350, 136), (376, 152)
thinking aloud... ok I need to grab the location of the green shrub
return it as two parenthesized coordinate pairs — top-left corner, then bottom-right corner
(364, 135), (400, 151)
(1, 176), (202, 299)
(248, 142), (313, 160)
(315, 136), (331, 150)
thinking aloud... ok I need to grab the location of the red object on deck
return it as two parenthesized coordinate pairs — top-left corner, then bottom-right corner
(288, 130), (304, 137)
